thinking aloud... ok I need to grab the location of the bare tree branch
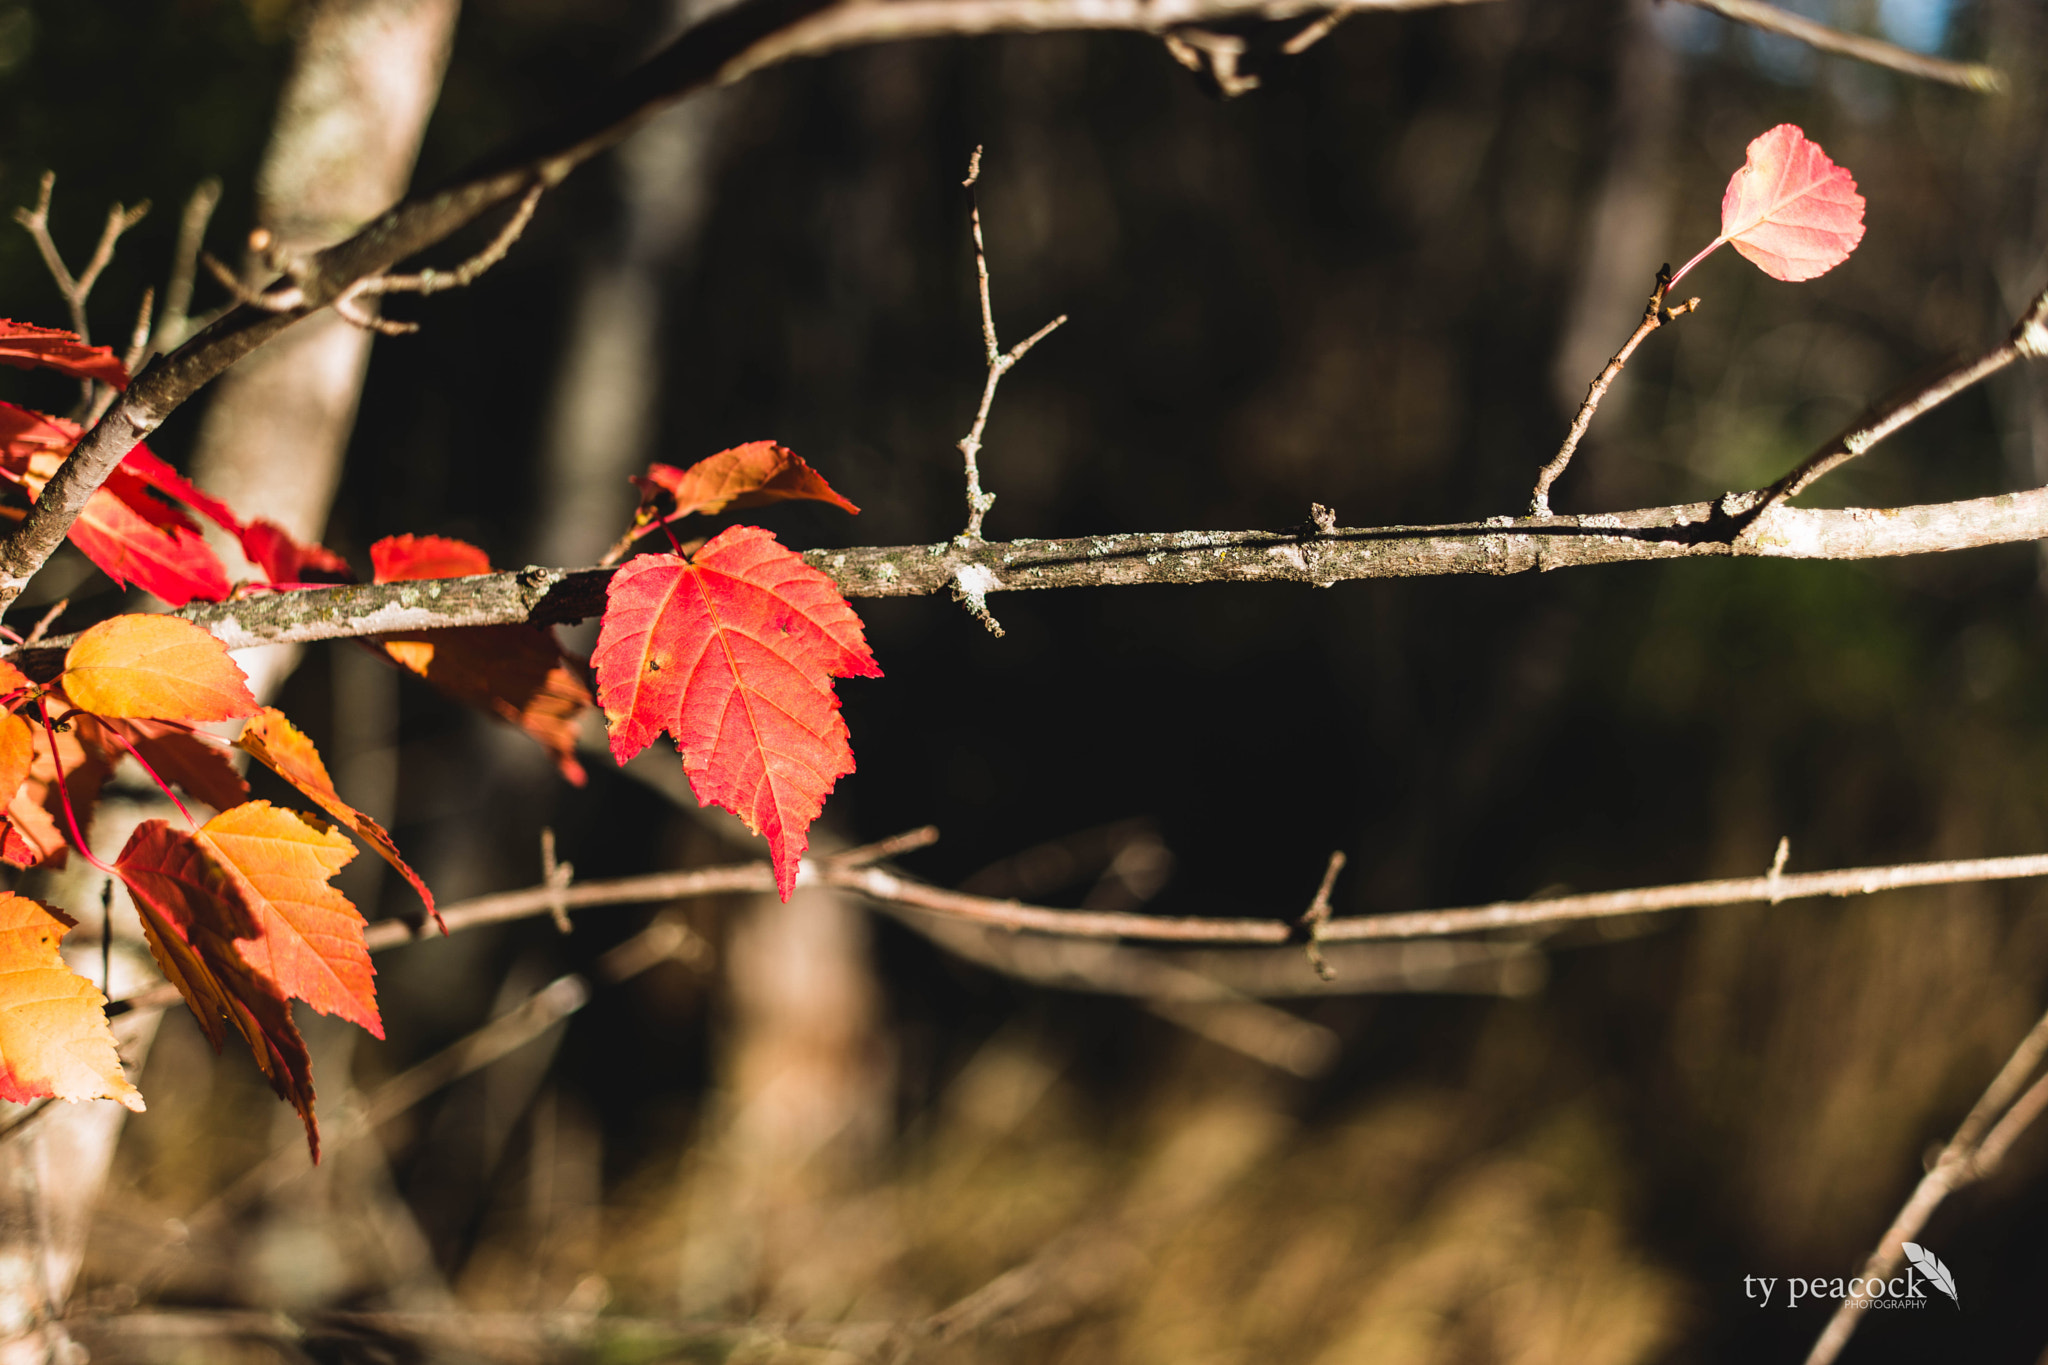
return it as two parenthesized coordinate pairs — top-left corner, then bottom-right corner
(826, 850), (2048, 944)
(0, 0), (1998, 614)
(1679, 0), (2005, 93)
(1745, 284), (2048, 529)
(18, 478), (2048, 671)
(1805, 1001), (2048, 1365)
(186, 915), (709, 1228)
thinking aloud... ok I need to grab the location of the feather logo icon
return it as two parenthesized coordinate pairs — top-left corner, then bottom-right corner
(1901, 1242), (1960, 1306)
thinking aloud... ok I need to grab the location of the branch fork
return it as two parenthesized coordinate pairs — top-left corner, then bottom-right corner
(203, 185), (544, 338)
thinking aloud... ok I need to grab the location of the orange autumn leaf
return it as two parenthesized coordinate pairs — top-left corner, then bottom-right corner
(0, 714), (31, 814)
(237, 708), (437, 930)
(368, 535), (592, 785)
(62, 615), (257, 722)
(0, 894), (142, 1110)
(196, 802), (378, 1038)
(641, 441), (860, 520)
(118, 818), (319, 1158)
(0, 658), (30, 700)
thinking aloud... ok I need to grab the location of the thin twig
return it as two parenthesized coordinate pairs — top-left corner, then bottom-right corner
(11, 172), (151, 342)
(826, 824), (942, 867)
(953, 145), (1069, 637)
(1677, 0), (2005, 93)
(20, 598), (67, 648)
(1296, 850), (1345, 980)
(1531, 266), (1699, 517)
(350, 184), (544, 300)
(323, 185), (546, 337)
(83, 288), (155, 427)
(1744, 284), (2048, 533)
(539, 826), (573, 933)
(198, 251), (306, 314)
(148, 178), (223, 361)
(12, 172), (151, 416)
(183, 916), (707, 1226)
(1804, 1001), (2048, 1364)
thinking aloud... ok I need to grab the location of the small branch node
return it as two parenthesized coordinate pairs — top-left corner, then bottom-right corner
(1297, 850), (1347, 981)
(962, 144), (984, 189)
(200, 253), (305, 313)
(332, 284), (420, 336)
(1767, 836), (1790, 903)
(541, 827), (574, 935)
(1310, 502), (1337, 536)
(951, 563), (1005, 636)
(1163, 27), (1261, 97)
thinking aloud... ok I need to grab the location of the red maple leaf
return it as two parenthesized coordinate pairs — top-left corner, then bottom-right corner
(591, 526), (881, 898)
(70, 471), (230, 606)
(368, 535), (592, 784)
(0, 403), (234, 606)
(613, 441), (859, 562)
(0, 320), (128, 389)
(241, 519), (356, 587)
(1670, 125), (1866, 288)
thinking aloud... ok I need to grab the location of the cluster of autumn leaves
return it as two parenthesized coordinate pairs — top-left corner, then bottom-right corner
(0, 613), (426, 1152)
(2, 320), (879, 1150)
(0, 121), (1865, 1144)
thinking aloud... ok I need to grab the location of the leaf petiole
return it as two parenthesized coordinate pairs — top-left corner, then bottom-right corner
(79, 711), (199, 829)
(36, 696), (116, 876)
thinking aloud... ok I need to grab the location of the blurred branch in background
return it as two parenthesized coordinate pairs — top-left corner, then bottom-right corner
(1807, 999), (2048, 1364)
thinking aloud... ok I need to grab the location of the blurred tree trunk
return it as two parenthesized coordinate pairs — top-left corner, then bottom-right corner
(0, 3), (460, 1356)
(517, 1), (899, 1310)
(533, 0), (730, 575)
(677, 883), (896, 1315)
(192, 0), (461, 701)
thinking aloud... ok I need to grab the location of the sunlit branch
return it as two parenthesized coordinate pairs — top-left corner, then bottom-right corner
(0, 0), (2002, 614)
(20, 480), (2048, 670)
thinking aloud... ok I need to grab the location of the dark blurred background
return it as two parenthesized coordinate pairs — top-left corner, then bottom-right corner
(6, 0), (2048, 1360)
